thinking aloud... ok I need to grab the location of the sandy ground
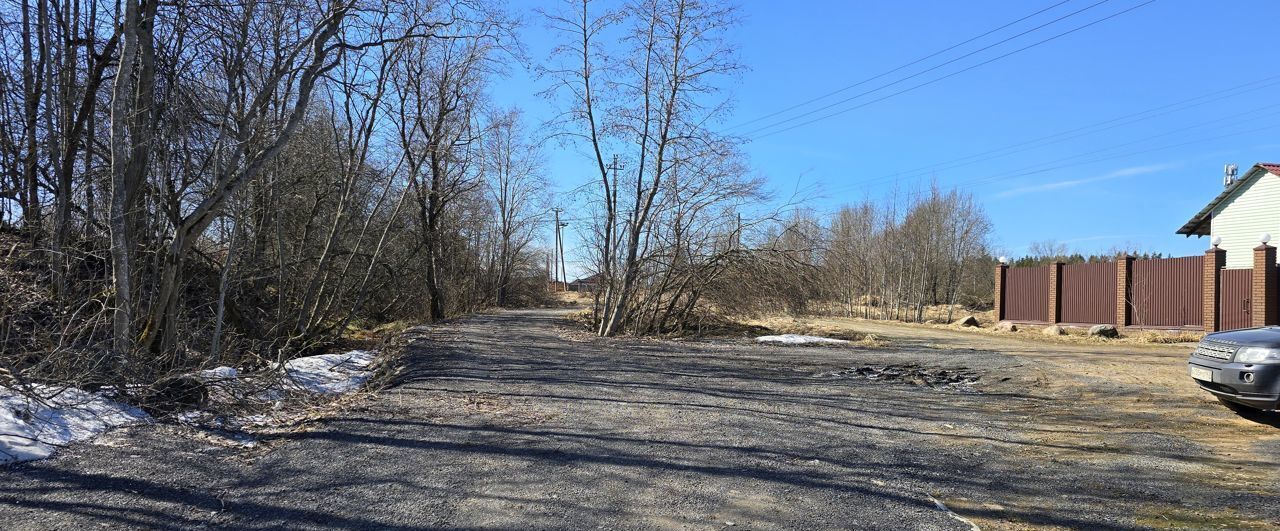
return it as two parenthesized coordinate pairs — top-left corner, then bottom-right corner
(2, 309), (1278, 529)
(751, 314), (1280, 528)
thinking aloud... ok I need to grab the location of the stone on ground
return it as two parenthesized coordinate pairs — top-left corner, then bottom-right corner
(953, 315), (980, 327)
(1042, 325), (1066, 336)
(1088, 324), (1119, 338)
(994, 321), (1018, 332)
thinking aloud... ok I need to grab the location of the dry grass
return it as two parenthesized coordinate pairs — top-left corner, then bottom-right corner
(562, 308), (594, 329)
(558, 307), (886, 345)
(346, 320), (413, 341)
(729, 310), (1204, 349)
(803, 302), (995, 324)
(746, 317), (874, 343)
(548, 290), (594, 307)
(734, 316), (889, 347)
(336, 320), (415, 352)
(1131, 330), (1205, 344)
(939, 321), (1203, 346)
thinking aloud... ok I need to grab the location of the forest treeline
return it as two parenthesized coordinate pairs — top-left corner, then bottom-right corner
(1, 0), (1005, 397)
(1007, 240), (1169, 267)
(0, 0), (550, 393)
(539, 1), (997, 335)
(704, 188), (994, 325)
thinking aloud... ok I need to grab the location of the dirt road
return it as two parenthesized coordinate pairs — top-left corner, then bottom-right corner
(3, 309), (1279, 529)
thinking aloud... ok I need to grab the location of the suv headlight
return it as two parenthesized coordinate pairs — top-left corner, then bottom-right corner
(1235, 347), (1280, 363)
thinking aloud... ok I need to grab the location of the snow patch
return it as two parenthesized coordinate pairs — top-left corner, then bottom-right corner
(1, 385), (150, 465)
(756, 334), (849, 345)
(198, 366), (238, 381)
(2, 349), (377, 465)
(284, 350), (376, 394)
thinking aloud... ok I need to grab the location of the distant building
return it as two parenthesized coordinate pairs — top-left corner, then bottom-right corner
(569, 273), (602, 293)
(1177, 162), (1280, 268)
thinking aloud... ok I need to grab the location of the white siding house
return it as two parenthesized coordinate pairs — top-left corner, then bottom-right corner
(1178, 163), (1280, 268)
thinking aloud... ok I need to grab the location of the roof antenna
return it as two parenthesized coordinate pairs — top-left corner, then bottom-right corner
(1224, 163), (1239, 187)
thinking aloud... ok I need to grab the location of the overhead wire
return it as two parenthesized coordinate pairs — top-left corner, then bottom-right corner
(819, 81), (1280, 199)
(745, 0), (1159, 139)
(725, 0), (1078, 131)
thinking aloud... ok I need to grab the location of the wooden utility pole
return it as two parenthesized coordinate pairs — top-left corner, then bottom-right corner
(552, 208), (562, 291)
(559, 221), (569, 289)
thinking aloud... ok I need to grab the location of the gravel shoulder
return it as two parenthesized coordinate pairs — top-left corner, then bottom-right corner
(2, 309), (1279, 529)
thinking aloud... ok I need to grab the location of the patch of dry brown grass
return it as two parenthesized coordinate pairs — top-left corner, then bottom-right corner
(562, 308), (595, 329)
(803, 302), (995, 326)
(737, 310), (1202, 350)
(945, 321), (1202, 347)
(550, 291), (594, 306)
(1132, 330), (1204, 344)
(740, 316), (876, 343)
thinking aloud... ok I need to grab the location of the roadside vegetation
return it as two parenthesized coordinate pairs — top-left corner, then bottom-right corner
(0, 1), (549, 412)
(541, 0), (997, 338)
(741, 310), (1204, 350)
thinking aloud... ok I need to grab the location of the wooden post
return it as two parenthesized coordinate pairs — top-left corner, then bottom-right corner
(1116, 254), (1133, 327)
(1048, 261), (1063, 324)
(994, 262), (1008, 321)
(1252, 244), (1277, 327)
(1204, 247), (1226, 332)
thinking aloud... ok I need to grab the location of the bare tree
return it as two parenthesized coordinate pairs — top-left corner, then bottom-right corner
(545, 0), (750, 336)
(483, 108), (547, 306)
(0, 0), (552, 404)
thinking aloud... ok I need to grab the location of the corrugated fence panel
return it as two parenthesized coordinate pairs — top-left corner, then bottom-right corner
(1004, 265), (1049, 322)
(1060, 261), (1116, 325)
(1221, 268), (1253, 331)
(1130, 255), (1204, 328)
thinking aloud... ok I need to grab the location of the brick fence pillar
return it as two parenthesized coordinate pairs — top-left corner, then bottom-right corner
(1116, 254), (1133, 327)
(1252, 244), (1277, 327)
(1048, 261), (1063, 324)
(1204, 246), (1226, 332)
(994, 262), (1008, 321)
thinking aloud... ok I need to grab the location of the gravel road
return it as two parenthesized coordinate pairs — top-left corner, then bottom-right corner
(3, 309), (1279, 529)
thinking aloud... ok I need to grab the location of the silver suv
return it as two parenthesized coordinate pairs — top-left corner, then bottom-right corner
(1188, 327), (1280, 411)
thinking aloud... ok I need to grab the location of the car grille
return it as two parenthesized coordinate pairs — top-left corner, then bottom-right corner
(1193, 341), (1237, 361)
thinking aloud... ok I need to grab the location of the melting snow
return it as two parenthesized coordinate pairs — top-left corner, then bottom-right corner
(284, 350), (376, 394)
(756, 334), (850, 345)
(198, 366), (238, 381)
(0, 385), (150, 465)
(2, 349), (377, 465)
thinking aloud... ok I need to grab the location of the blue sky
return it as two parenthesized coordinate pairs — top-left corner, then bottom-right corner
(489, 0), (1280, 274)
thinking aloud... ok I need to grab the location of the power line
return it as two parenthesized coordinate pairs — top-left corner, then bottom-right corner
(823, 96), (1280, 198)
(725, 0), (1077, 131)
(745, 0), (1158, 140)
(808, 119), (1280, 214)
(736, 0), (1114, 135)
(654, 0), (1159, 182)
(552, 0), (1212, 241)
(963, 121), (1280, 189)
(821, 74), (1280, 195)
(552, 1), (1158, 216)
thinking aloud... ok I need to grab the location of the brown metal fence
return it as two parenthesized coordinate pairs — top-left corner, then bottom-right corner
(1129, 255), (1203, 328)
(1003, 265), (1049, 322)
(1060, 262), (1116, 324)
(998, 251), (1280, 331)
(1221, 268), (1253, 331)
